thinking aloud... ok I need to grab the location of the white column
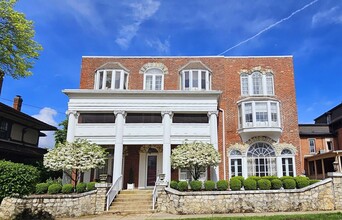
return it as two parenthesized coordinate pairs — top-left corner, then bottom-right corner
(66, 110), (78, 143)
(113, 111), (126, 185)
(208, 111), (219, 181)
(276, 157), (282, 177)
(161, 111), (172, 183)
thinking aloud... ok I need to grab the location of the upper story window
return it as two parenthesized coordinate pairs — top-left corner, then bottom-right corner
(240, 71), (274, 96)
(78, 113), (115, 123)
(144, 68), (164, 90)
(309, 138), (316, 154)
(126, 113), (162, 123)
(0, 118), (11, 140)
(94, 62), (129, 90)
(173, 113), (209, 123)
(179, 61), (211, 91)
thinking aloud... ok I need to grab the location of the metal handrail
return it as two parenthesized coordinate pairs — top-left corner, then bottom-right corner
(152, 176), (160, 210)
(105, 175), (122, 211)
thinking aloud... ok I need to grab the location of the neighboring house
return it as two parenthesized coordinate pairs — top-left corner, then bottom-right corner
(299, 103), (342, 179)
(0, 96), (57, 165)
(63, 56), (300, 189)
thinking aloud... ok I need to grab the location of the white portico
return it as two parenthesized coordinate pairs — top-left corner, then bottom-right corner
(64, 89), (221, 188)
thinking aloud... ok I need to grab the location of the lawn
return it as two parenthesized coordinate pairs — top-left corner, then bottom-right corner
(167, 212), (342, 220)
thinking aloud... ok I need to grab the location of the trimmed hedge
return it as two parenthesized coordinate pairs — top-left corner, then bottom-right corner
(76, 182), (87, 193)
(283, 178), (296, 189)
(230, 178), (241, 191)
(190, 180), (202, 191)
(231, 176), (245, 187)
(294, 176), (310, 189)
(309, 179), (320, 185)
(244, 178), (257, 190)
(262, 176), (278, 181)
(62, 184), (74, 194)
(0, 160), (40, 201)
(48, 184), (62, 194)
(217, 180), (229, 191)
(204, 180), (215, 191)
(280, 176), (294, 181)
(35, 183), (49, 194)
(178, 181), (188, 191)
(271, 179), (283, 189)
(248, 176), (261, 182)
(86, 182), (96, 191)
(170, 180), (178, 189)
(258, 179), (271, 190)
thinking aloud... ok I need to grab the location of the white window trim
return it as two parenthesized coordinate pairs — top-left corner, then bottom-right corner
(309, 138), (316, 154)
(240, 72), (274, 96)
(325, 138), (334, 151)
(143, 73), (164, 90)
(180, 69), (210, 91)
(94, 69), (128, 90)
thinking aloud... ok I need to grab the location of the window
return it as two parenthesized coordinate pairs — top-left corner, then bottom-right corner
(281, 149), (294, 176)
(78, 113), (115, 123)
(144, 68), (164, 90)
(230, 150), (242, 177)
(271, 103), (278, 122)
(247, 142), (277, 177)
(0, 119), (11, 139)
(309, 139), (316, 154)
(326, 140), (333, 151)
(240, 71), (274, 96)
(173, 113), (208, 123)
(181, 70), (210, 90)
(255, 102), (268, 122)
(245, 103), (253, 123)
(95, 69), (128, 90)
(126, 113), (162, 123)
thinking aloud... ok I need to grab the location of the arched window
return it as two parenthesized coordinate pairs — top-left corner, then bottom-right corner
(144, 68), (164, 90)
(252, 72), (263, 95)
(281, 149), (294, 176)
(247, 142), (276, 177)
(230, 150), (242, 177)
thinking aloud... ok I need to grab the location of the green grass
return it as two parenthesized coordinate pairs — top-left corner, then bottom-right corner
(164, 212), (342, 220)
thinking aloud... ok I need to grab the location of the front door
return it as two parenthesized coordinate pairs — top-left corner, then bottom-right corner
(147, 155), (157, 186)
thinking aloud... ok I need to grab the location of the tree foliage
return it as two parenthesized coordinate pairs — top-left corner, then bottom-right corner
(43, 139), (108, 184)
(54, 118), (68, 145)
(171, 141), (221, 180)
(0, 0), (42, 78)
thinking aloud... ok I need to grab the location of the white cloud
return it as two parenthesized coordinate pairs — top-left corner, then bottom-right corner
(115, 0), (160, 49)
(312, 6), (342, 27)
(146, 37), (170, 54)
(32, 107), (58, 149)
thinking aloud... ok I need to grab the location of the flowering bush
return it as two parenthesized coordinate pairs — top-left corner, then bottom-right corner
(171, 141), (221, 180)
(44, 139), (108, 185)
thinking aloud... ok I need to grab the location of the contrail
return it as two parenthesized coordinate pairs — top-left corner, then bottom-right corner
(218, 0), (319, 55)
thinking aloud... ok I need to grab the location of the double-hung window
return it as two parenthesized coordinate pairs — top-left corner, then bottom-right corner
(144, 68), (164, 90)
(309, 139), (316, 154)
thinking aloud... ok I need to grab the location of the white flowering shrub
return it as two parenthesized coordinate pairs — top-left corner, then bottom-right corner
(44, 139), (108, 184)
(171, 141), (221, 180)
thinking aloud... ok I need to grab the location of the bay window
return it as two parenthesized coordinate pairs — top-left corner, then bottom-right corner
(95, 69), (128, 90)
(180, 70), (210, 90)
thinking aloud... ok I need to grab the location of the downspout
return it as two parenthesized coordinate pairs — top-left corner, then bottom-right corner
(219, 108), (226, 180)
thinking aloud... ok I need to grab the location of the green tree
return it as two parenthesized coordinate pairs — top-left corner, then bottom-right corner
(0, 0), (42, 79)
(54, 118), (68, 145)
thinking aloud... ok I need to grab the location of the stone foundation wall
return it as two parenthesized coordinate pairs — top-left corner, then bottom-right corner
(157, 178), (336, 214)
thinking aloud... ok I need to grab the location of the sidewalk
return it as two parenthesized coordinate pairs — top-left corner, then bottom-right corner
(58, 210), (341, 220)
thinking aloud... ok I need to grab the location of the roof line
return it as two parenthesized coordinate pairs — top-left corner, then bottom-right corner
(82, 55), (293, 59)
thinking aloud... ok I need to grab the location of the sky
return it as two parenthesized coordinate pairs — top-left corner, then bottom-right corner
(1, 0), (342, 148)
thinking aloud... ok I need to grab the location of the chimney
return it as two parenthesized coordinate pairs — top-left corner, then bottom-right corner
(13, 95), (23, 111)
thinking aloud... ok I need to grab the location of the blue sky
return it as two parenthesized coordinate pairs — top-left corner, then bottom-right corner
(1, 0), (342, 147)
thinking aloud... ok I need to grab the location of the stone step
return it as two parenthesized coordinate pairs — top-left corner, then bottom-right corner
(119, 190), (152, 195)
(114, 197), (151, 202)
(110, 203), (152, 210)
(108, 208), (154, 214)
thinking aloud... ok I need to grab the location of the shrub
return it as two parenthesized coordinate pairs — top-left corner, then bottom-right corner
(190, 180), (202, 191)
(204, 180), (215, 191)
(87, 182), (96, 191)
(217, 180), (229, 191)
(230, 178), (241, 191)
(244, 178), (257, 190)
(76, 182), (87, 193)
(231, 176), (245, 187)
(170, 180), (178, 190)
(48, 184), (62, 194)
(271, 179), (283, 189)
(178, 181), (188, 191)
(62, 184), (74, 194)
(258, 179), (271, 190)
(0, 160), (40, 201)
(309, 179), (320, 185)
(294, 176), (310, 189)
(262, 176), (278, 181)
(280, 176), (294, 181)
(283, 179), (296, 189)
(46, 177), (62, 186)
(248, 176), (261, 182)
(35, 183), (49, 194)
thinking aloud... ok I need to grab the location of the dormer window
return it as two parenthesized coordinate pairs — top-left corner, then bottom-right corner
(240, 70), (274, 96)
(94, 62), (129, 90)
(179, 61), (211, 91)
(144, 68), (164, 90)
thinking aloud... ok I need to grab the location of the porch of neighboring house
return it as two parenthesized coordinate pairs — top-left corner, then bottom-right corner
(305, 150), (342, 179)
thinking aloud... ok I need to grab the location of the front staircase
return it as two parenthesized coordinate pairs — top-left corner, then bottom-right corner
(108, 190), (153, 214)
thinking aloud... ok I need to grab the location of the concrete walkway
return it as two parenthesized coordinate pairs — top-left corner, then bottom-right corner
(58, 210), (341, 220)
